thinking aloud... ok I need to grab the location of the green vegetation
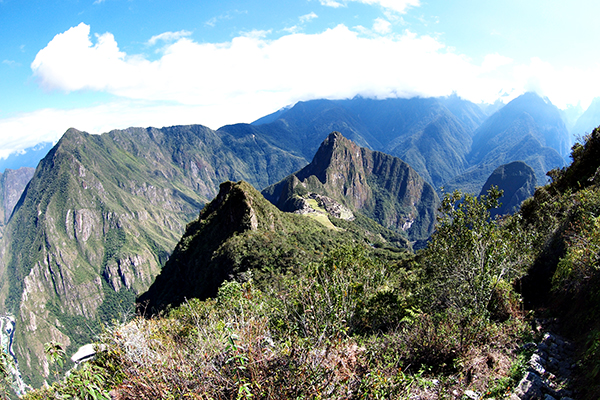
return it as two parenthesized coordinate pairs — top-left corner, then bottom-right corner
(0, 124), (310, 385)
(11, 121), (600, 397)
(518, 126), (600, 398)
(24, 182), (533, 399)
(138, 181), (411, 312)
(262, 132), (439, 242)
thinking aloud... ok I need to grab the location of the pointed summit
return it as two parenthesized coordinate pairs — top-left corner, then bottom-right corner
(263, 132), (439, 241)
(138, 179), (409, 312)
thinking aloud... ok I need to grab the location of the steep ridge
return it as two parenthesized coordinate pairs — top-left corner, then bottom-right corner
(446, 93), (568, 194)
(479, 161), (536, 217)
(138, 180), (409, 312)
(262, 132), (439, 242)
(0, 125), (306, 386)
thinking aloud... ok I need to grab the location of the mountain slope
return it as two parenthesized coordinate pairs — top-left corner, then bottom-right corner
(262, 132), (439, 242)
(138, 180), (409, 312)
(445, 93), (567, 194)
(469, 92), (570, 162)
(571, 96), (600, 138)
(479, 161), (536, 217)
(0, 167), (35, 227)
(0, 125), (306, 386)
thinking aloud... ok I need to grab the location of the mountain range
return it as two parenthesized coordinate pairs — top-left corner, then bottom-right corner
(0, 91), (578, 387)
(0, 167), (35, 231)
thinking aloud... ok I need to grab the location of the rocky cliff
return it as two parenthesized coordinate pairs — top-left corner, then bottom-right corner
(0, 167), (35, 229)
(479, 161), (537, 217)
(262, 132), (439, 242)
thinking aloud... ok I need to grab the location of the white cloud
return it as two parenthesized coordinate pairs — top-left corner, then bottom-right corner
(513, 57), (600, 110)
(8, 22), (596, 158)
(147, 30), (192, 46)
(481, 53), (513, 72)
(32, 23), (480, 106)
(319, 0), (344, 8)
(373, 18), (392, 34)
(300, 12), (318, 24)
(2, 59), (20, 67)
(320, 0), (419, 14)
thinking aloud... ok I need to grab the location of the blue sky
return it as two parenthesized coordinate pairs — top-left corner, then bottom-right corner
(1, 0), (599, 158)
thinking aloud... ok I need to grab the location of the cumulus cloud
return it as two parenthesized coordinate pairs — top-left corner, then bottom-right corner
(147, 30), (192, 46)
(31, 23), (493, 106)
(11, 22), (598, 158)
(320, 0), (419, 14)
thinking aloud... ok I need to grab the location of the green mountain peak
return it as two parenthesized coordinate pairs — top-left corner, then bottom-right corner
(263, 132), (439, 242)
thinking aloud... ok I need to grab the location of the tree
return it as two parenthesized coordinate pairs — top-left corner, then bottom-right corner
(421, 187), (532, 319)
(44, 341), (65, 382)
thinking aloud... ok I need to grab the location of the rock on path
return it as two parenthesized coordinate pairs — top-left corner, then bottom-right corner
(511, 324), (577, 400)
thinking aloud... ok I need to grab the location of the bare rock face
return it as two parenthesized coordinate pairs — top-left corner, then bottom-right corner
(480, 161), (537, 217)
(263, 132), (439, 241)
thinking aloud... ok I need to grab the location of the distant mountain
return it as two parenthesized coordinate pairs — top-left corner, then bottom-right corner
(138, 180), (409, 312)
(572, 97), (600, 139)
(0, 125), (306, 387)
(262, 132), (440, 242)
(479, 161), (537, 217)
(242, 95), (488, 190)
(445, 92), (568, 194)
(0, 142), (53, 173)
(0, 167), (34, 227)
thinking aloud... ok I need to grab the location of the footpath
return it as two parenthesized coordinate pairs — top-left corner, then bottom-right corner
(511, 319), (577, 400)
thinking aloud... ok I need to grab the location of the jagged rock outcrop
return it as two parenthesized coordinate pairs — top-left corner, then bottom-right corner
(262, 132), (440, 241)
(138, 180), (408, 313)
(480, 161), (537, 217)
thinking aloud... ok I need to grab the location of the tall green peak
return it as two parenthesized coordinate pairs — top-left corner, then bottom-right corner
(0, 124), (307, 387)
(263, 132), (439, 242)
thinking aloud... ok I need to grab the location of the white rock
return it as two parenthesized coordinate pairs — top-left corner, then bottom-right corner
(71, 343), (96, 364)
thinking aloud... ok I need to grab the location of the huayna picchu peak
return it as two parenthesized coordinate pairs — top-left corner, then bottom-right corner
(262, 131), (440, 242)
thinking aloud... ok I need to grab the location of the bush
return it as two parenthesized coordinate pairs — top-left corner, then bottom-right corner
(420, 187), (532, 319)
